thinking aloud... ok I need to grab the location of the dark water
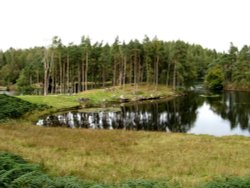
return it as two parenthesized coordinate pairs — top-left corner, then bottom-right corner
(36, 91), (250, 136)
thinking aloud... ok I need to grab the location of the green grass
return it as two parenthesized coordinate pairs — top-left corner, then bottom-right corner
(18, 94), (80, 109)
(0, 124), (250, 187)
(18, 84), (175, 109)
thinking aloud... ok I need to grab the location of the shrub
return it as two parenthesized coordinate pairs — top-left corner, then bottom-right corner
(198, 176), (250, 188)
(0, 152), (178, 188)
(120, 179), (175, 188)
(0, 152), (114, 188)
(0, 94), (48, 121)
(205, 66), (224, 90)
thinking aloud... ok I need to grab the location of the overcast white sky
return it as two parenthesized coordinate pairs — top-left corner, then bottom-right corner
(0, 0), (250, 52)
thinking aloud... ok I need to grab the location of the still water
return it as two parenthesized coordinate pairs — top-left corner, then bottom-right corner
(37, 91), (250, 136)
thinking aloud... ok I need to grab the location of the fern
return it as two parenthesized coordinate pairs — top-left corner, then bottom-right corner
(0, 165), (39, 186)
(0, 94), (48, 121)
(0, 152), (180, 188)
(198, 176), (250, 188)
(10, 171), (55, 188)
(119, 179), (172, 188)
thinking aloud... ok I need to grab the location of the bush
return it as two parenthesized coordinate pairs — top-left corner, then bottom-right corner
(0, 152), (105, 188)
(119, 179), (175, 188)
(205, 66), (224, 90)
(0, 94), (48, 121)
(198, 176), (250, 188)
(0, 152), (178, 188)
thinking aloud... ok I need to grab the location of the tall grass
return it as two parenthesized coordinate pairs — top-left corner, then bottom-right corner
(0, 151), (176, 188)
(0, 151), (104, 187)
(2, 85), (250, 187)
(2, 151), (250, 187)
(0, 124), (250, 187)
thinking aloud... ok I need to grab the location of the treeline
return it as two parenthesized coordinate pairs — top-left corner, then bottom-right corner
(205, 43), (250, 90)
(0, 36), (248, 94)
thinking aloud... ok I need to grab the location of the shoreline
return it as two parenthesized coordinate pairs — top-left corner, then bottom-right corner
(224, 84), (250, 92)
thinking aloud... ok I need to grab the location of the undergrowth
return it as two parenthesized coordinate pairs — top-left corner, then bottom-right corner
(0, 152), (176, 188)
(2, 151), (250, 188)
(198, 176), (250, 188)
(0, 94), (48, 121)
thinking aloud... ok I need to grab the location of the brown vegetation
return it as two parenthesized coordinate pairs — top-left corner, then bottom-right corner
(0, 123), (250, 187)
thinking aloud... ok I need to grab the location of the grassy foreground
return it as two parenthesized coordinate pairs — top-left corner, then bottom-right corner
(18, 84), (175, 109)
(0, 123), (250, 187)
(0, 152), (171, 188)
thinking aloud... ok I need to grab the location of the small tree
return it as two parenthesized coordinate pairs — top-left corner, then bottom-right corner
(205, 65), (224, 90)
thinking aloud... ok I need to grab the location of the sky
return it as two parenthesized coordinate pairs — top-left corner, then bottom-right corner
(0, 0), (250, 52)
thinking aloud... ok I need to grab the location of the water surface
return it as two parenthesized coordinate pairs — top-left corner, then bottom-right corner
(37, 91), (250, 136)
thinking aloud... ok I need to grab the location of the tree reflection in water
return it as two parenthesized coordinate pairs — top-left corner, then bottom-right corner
(37, 91), (250, 135)
(206, 91), (250, 131)
(38, 93), (203, 133)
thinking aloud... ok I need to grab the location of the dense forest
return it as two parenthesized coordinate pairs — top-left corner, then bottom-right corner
(0, 36), (249, 94)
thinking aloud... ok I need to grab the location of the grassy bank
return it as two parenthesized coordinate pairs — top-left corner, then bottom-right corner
(224, 83), (250, 91)
(0, 124), (250, 187)
(18, 84), (176, 109)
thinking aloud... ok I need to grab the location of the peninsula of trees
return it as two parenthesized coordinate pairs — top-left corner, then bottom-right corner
(0, 36), (248, 94)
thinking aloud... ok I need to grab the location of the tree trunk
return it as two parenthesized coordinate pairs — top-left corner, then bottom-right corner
(173, 60), (176, 90)
(44, 69), (48, 96)
(102, 63), (105, 88)
(29, 75), (32, 85)
(134, 53), (137, 91)
(59, 53), (62, 94)
(50, 51), (55, 94)
(81, 60), (85, 91)
(129, 56), (132, 85)
(85, 52), (88, 91)
(91, 67), (94, 89)
(43, 49), (49, 96)
(166, 61), (170, 86)
(62, 59), (65, 93)
(155, 55), (159, 90)
(138, 54), (141, 83)
(119, 58), (123, 86)
(113, 60), (116, 86)
(123, 55), (126, 89)
(66, 53), (70, 94)
(78, 63), (81, 93)
(146, 59), (150, 85)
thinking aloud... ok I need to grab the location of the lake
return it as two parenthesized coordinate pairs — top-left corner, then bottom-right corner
(36, 91), (250, 136)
